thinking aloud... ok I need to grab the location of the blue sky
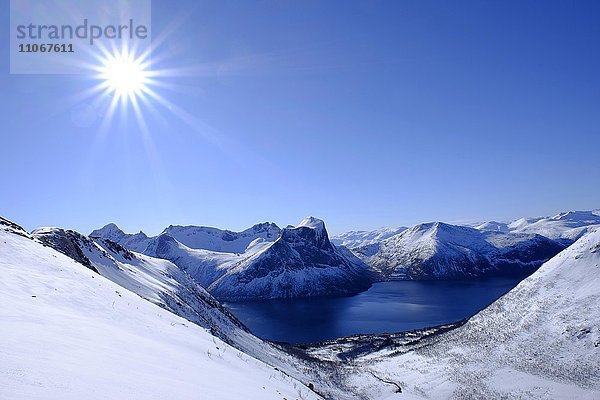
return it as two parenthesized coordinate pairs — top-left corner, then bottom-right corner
(1, 0), (599, 235)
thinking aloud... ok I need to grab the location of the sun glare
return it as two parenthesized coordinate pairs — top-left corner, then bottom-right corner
(99, 50), (149, 99)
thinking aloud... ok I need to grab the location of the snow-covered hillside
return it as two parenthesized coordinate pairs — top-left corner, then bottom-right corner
(354, 222), (565, 280)
(32, 227), (251, 344)
(32, 225), (348, 389)
(0, 219), (321, 400)
(140, 233), (245, 287)
(331, 227), (408, 249)
(342, 227), (600, 399)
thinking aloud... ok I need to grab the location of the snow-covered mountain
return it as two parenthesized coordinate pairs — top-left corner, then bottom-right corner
(90, 221), (281, 254)
(162, 222), (281, 253)
(206, 217), (374, 301)
(508, 210), (600, 242)
(89, 223), (152, 253)
(138, 232), (290, 293)
(343, 227), (600, 399)
(92, 217), (374, 300)
(331, 226), (408, 249)
(0, 218), (321, 400)
(354, 222), (565, 280)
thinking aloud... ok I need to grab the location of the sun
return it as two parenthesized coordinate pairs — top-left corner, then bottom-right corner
(99, 50), (149, 99)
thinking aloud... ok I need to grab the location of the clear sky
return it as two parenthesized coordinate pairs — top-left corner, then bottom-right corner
(1, 0), (599, 236)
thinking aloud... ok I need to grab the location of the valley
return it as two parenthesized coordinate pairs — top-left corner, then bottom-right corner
(1, 210), (599, 399)
(224, 278), (520, 343)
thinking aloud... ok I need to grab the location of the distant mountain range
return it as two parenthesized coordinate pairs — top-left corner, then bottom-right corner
(3, 209), (596, 301)
(84, 209), (600, 296)
(335, 210), (600, 280)
(353, 222), (565, 280)
(90, 216), (373, 301)
(335, 210), (600, 250)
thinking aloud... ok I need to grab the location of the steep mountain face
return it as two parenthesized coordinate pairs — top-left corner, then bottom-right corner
(33, 227), (100, 273)
(355, 222), (565, 280)
(0, 219), (321, 400)
(207, 217), (375, 301)
(331, 226), (408, 249)
(345, 228), (600, 399)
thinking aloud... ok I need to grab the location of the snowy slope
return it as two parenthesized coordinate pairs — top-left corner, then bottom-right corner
(32, 227), (251, 344)
(0, 220), (321, 400)
(138, 233), (276, 293)
(331, 227), (408, 249)
(343, 227), (600, 399)
(355, 222), (565, 280)
(140, 233), (243, 287)
(32, 226), (337, 381)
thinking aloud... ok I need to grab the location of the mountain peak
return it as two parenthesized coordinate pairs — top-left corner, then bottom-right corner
(408, 221), (448, 233)
(475, 221), (510, 233)
(297, 216), (325, 231)
(90, 223), (125, 241)
(249, 221), (279, 230)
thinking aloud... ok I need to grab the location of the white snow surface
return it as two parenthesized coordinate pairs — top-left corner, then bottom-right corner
(0, 224), (321, 400)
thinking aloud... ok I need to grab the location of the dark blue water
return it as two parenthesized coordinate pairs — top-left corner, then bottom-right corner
(224, 278), (521, 344)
